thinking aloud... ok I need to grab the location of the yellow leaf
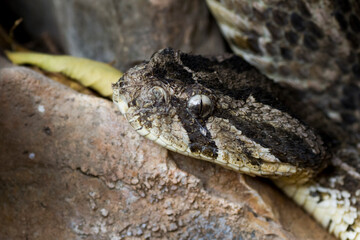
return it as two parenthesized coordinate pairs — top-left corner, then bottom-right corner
(5, 51), (122, 98)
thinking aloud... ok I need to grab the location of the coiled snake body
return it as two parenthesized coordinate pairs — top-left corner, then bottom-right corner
(112, 1), (360, 239)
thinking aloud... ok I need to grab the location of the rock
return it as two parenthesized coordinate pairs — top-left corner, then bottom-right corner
(0, 58), (335, 239)
(3, 0), (225, 71)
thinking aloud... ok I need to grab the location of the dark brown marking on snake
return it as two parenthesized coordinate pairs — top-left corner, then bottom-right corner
(341, 112), (357, 125)
(334, 0), (351, 13)
(290, 13), (306, 32)
(156, 49), (254, 80)
(349, 15), (360, 33)
(180, 53), (215, 72)
(309, 190), (324, 203)
(303, 34), (319, 51)
(334, 11), (348, 30)
(213, 110), (321, 169)
(327, 220), (333, 231)
(266, 22), (282, 40)
(297, 67), (309, 79)
(309, 190), (319, 198)
(171, 96), (218, 158)
(285, 31), (299, 45)
(234, 1), (251, 16)
(352, 64), (360, 78)
(280, 47), (293, 60)
(247, 37), (262, 55)
(306, 21), (324, 39)
(142, 118), (152, 129)
(317, 193), (324, 203)
(265, 42), (278, 55)
(180, 53), (253, 76)
(148, 48), (195, 85)
(212, 55), (255, 74)
(336, 59), (350, 73)
(238, 141), (263, 166)
(229, 35), (250, 52)
(297, 0), (311, 18)
(265, 64), (276, 74)
(199, 81), (289, 114)
(347, 52), (356, 62)
(252, 7), (269, 22)
(279, 65), (291, 77)
(318, 161), (360, 197)
(179, 53), (299, 117)
(346, 32), (359, 48)
(341, 84), (360, 110)
(272, 9), (288, 26)
(346, 226), (355, 232)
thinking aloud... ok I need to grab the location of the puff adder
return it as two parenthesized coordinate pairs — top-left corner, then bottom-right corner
(113, 1), (360, 239)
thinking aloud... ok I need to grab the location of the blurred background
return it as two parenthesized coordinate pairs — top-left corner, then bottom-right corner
(0, 0), (226, 71)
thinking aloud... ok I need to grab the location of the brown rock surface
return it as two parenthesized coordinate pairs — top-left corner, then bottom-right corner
(0, 59), (334, 239)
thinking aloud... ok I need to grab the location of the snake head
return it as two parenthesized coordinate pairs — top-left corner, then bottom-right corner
(112, 48), (329, 183)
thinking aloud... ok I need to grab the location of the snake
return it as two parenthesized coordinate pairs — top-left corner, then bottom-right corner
(112, 0), (360, 239)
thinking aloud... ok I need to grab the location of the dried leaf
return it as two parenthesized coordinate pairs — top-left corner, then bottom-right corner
(5, 51), (122, 97)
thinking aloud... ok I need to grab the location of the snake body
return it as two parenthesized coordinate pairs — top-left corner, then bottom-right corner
(205, 1), (360, 239)
(112, 1), (360, 239)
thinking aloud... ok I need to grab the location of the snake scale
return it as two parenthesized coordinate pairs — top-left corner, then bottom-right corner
(112, 0), (360, 239)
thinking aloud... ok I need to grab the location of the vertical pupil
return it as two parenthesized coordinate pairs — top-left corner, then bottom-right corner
(192, 100), (202, 116)
(188, 95), (212, 118)
(198, 98), (203, 116)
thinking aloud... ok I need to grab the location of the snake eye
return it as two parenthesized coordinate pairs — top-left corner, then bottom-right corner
(187, 94), (213, 118)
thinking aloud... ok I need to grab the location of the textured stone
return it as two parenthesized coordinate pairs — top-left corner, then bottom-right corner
(0, 59), (335, 239)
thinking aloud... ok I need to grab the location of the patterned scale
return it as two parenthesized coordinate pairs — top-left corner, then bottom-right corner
(206, 0), (360, 239)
